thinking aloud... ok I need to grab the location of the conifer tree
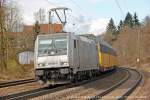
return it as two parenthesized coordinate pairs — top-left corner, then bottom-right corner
(106, 18), (117, 41)
(33, 21), (40, 41)
(133, 12), (140, 26)
(34, 21), (40, 34)
(124, 12), (133, 28)
(118, 20), (123, 32)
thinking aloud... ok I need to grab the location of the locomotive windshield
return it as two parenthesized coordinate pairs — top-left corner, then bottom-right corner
(38, 37), (67, 56)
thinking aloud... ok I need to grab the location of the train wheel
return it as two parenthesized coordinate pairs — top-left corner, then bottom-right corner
(71, 74), (78, 83)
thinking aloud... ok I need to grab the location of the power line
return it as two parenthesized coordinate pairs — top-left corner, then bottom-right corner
(69, 0), (93, 17)
(123, 0), (129, 12)
(114, 0), (124, 17)
(70, 0), (82, 10)
(44, 0), (59, 7)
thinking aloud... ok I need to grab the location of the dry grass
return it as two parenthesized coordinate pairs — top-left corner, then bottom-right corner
(112, 25), (150, 68)
(110, 24), (150, 99)
(0, 59), (34, 82)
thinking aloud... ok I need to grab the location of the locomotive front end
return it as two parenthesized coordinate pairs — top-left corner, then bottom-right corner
(34, 33), (70, 84)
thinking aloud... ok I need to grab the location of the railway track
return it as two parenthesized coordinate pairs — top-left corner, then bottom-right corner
(0, 69), (116, 100)
(1, 68), (140, 100)
(0, 84), (68, 100)
(0, 79), (36, 88)
(30, 68), (141, 100)
(90, 68), (142, 100)
(118, 69), (142, 100)
(34, 68), (126, 100)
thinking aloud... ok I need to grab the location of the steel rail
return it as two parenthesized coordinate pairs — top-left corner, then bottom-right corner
(1, 84), (68, 100)
(117, 68), (142, 100)
(0, 78), (36, 88)
(89, 68), (131, 100)
(0, 69), (117, 100)
(89, 68), (142, 100)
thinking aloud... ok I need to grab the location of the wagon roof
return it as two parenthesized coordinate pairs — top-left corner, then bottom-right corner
(96, 36), (116, 52)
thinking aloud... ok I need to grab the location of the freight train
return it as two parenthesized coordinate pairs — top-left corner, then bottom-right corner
(34, 33), (117, 84)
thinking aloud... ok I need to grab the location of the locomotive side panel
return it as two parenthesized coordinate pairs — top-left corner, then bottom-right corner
(77, 36), (99, 71)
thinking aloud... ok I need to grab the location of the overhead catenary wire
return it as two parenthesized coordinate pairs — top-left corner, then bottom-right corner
(45, 0), (93, 21)
(71, 3), (94, 31)
(123, 0), (129, 12)
(114, 0), (124, 17)
(44, 0), (59, 7)
(69, 0), (94, 28)
(50, 0), (91, 33)
(69, 0), (82, 11)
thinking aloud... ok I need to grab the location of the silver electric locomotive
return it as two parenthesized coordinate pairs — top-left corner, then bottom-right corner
(34, 33), (100, 84)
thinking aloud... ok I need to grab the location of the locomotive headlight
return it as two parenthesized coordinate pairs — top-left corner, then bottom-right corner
(60, 62), (68, 66)
(59, 55), (68, 66)
(63, 62), (68, 65)
(38, 63), (45, 67)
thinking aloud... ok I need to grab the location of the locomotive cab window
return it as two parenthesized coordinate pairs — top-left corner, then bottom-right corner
(74, 40), (77, 48)
(38, 37), (67, 56)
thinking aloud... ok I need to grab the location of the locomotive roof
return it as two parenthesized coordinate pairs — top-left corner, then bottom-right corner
(37, 33), (116, 52)
(37, 32), (68, 37)
(79, 34), (116, 52)
(78, 36), (96, 44)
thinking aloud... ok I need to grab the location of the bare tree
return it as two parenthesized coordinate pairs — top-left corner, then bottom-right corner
(0, 0), (23, 70)
(5, 1), (23, 32)
(0, 0), (8, 70)
(34, 8), (46, 24)
(144, 16), (150, 26)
